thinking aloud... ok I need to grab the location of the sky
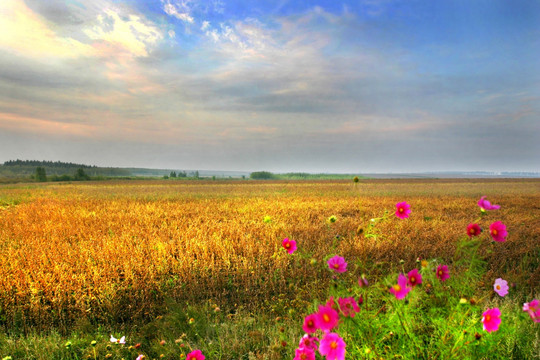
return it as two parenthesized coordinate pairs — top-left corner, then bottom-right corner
(0, 0), (539, 173)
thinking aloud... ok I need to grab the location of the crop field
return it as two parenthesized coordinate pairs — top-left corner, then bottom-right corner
(0, 179), (539, 359)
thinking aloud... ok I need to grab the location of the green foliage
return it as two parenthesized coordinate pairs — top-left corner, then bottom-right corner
(250, 171), (275, 180)
(73, 168), (90, 181)
(35, 167), (47, 182)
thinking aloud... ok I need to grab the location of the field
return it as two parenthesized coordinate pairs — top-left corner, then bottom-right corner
(0, 179), (539, 359)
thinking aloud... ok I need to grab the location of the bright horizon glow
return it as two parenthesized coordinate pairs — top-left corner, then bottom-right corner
(0, 0), (539, 173)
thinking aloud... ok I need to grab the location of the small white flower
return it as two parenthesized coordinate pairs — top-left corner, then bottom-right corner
(110, 335), (126, 344)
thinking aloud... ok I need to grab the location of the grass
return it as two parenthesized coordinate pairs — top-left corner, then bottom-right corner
(0, 179), (538, 359)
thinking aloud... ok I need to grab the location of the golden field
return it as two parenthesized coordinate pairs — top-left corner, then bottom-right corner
(0, 179), (538, 333)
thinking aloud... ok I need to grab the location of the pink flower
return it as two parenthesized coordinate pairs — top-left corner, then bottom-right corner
(407, 269), (422, 287)
(482, 308), (501, 332)
(436, 265), (450, 282)
(315, 305), (339, 332)
(478, 196), (500, 211)
(294, 347), (316, 360)
(489, 221), (508, 242)
(389, 273), (411, 300)
(466, 223), (482, 237)
(338, 297), (361, 318)
(302, 314), (318, 334)
(523, 299), (540, 323)
(298, 334), (319, 351)
(136, 356), (145, 360)
(282, 238), (297, 254)
(358, 275), (369, 287)
(493, 278), (509, 297)
(319, 333), (346, 360)
(395, 202), (411, 219)
(186, 350), (205, 360)
(327, 256), (347, 273)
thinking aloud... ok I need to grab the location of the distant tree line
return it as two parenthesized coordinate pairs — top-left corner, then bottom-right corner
(34, 167), (92, 182)
(4, 160), (96, 168)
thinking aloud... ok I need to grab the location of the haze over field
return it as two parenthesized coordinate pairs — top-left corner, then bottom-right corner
(0, 0), (539, 173)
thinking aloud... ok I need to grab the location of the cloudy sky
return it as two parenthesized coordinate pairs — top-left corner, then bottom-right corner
(0, 0), (539, 173)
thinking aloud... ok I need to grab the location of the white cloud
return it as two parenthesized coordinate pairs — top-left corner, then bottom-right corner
(201, 20), (210, 31)
(162, 0), (194, 23)
(83, 9), (163, 57)
(168, 29), (176, 38)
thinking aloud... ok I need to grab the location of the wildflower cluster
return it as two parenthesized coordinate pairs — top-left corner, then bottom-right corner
(286, 196), (537, 359)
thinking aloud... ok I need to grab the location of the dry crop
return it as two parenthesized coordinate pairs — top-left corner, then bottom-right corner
(0, 179), (538, 333)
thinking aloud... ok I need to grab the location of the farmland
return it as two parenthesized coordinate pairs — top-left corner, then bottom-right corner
(0, 179), (538, 359)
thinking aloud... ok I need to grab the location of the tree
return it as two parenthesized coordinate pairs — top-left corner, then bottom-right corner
(35, 167), (47, 182)
(74, 168), (90, 181)
(250, 171), (275, 180)
(170, 171), (177, 178)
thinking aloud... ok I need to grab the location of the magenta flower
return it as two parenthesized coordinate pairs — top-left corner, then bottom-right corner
(493, 278), (509, 297)
(315, 305), (339, 332)
(389, 273), (412, 300)
(482, 308), (501, 332)
(478, 196), (500, 211)
(327, 255), (347, 273)
(302, 314), (318, 334)
(282, 238), (297, 254)
(489, 221), (508, 242)
(395, 201), (411, 219)
(436, 265), (450, 282)
(338, 297), (361, 318)
(319, 332), (346, 360)
(466, 223), (482, 237)
(523, 299), (540, 323)
(294, 346), (316, 360)
(298, 334), (319, 351)
(186, 350), (205, 360)
(407, 269), (422, 287)
(358, 275), (369, 288)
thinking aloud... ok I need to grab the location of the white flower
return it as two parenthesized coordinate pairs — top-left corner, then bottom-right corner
(110, 335), (126, 344)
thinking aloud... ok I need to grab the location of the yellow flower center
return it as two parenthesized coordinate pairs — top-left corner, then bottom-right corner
(323, 314), (330, 322)
(393, 284), (401, 292)
(410, 277), (416, 283)
(485, 315), (491, 321)
(308, 320), (313, 327)
(285, 243), (290, 248)
(496, 285), (501, 290)
(492, 229), (498, 235)
(334, 263), (340, 269)
(438, 270), (443, 276)
(330, 341), (338, 349)
(399, 208), (404, 213)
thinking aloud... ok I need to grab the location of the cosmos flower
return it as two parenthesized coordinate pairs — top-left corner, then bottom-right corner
(389, 273), (412, 300)
(294, 347), (316, 360)
(315, 305), (339, 332)
(186, 350), (205, 360)
(302, 314), (318, 334)
(466, 223), (482, 237)
(395, 202), (411, 219)
(282, 238), (297, 254)
(298, 334), (319, 351)
(319, 333), (346, 360)
(493, 278), (509, 297)
(338, 297), (361, 318)
(110, 335), (125, 344)
(358, 275), (369, 288)
(327, 256), (347, 273)
(436, 265), (450, 282)
(407, 269), (422, 287)
(482, 308), (501, 332)
(478, 196), (500, 211)
(523, 299), (540, 323)
(489, 221), (508, 242)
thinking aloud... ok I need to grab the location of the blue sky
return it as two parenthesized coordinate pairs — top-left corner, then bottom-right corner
(0, 0), (538, 173)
